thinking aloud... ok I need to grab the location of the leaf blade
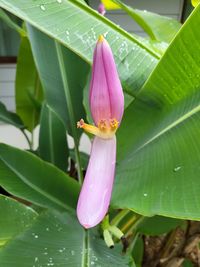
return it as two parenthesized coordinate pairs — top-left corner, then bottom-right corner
(0, 144), (80, 212)
(0, 210), (130, 267)
(39, 103), (69, 171)
(112, 5), (200, 220)
(0, 0), (159, 96)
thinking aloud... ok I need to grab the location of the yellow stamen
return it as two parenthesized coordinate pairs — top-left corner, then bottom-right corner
(77, 118), (119, 139)
(110, 118), (119, 130)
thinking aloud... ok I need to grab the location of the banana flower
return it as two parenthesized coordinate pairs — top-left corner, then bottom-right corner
(77, 36), (124, 229)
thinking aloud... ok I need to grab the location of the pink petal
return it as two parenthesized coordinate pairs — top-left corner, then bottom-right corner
(89, 37), (124, 125)
(77, 136), (116, 228)
(101, 39), (124, 124)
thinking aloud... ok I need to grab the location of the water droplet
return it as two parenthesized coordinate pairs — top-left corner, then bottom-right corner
(173, 166), (182, 172)
(57, 0), (62, 3)
(71, 250), (75, 256)
(46, 227), (49, 231)
(91, 261), (95, 265)
(143, 193), (148, 197)
(34, 257), (38, 262)
(40, 5), (46, 11)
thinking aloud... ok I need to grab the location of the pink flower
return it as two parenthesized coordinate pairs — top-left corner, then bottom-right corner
(98, 3), (106, 15)
(77, 36), (124, 228)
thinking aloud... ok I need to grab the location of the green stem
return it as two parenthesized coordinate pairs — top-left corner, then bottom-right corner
(21, 129), (32, 149)
(121, 215), (138, 233)
(129, 231), (139, 252)
(55, 42), (83, 184)
(31, 129), (34, 150)
(82, 229), (89, 267)
(110, 209), (130, 226)
(125, 215), (145, 237)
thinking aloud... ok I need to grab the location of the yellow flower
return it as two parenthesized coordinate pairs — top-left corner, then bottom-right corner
(101, 0), (121, 10)
(191, 0), (200, 7)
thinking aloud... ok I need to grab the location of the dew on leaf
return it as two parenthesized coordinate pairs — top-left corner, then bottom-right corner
(40, 5), (46, 11)
(71, 250), (75, 256)
(173, 166), (182, 172)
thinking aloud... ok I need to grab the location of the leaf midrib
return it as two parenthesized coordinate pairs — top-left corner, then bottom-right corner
(135, 103), (200, 155)
(68, 0), (159, 58)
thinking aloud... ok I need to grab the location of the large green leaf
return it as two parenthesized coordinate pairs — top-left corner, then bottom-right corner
(0, 195), (38, 247)
(0, 210), (130, 267)
(0, 102), (24, 128)
(0, 144), (80, 212)
(114, 0), (181, 43)
(0, 0), (159, 96)
(15, 36), (43, 132)
(39, 103), (69, 172)
(112, 6), (200, 220)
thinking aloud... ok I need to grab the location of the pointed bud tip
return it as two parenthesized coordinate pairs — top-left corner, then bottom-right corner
(98, 35), (104, 43)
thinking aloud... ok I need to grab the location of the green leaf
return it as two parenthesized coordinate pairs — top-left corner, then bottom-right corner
(132, 236), (143, 267)
(0, 0), (159, 96)
(0, 210), (130, 267)
(39, 103), (69, 172)
(137, 216), (182, 236)
(0, 195), (38, 247)
(15, 36), (43, 132)
(112, 6), (200, 220)
(114, 0), (181, 42)
(0, 143), (80, 212)
(0, 102), (24, 128)
(0, 8), (25, 36)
